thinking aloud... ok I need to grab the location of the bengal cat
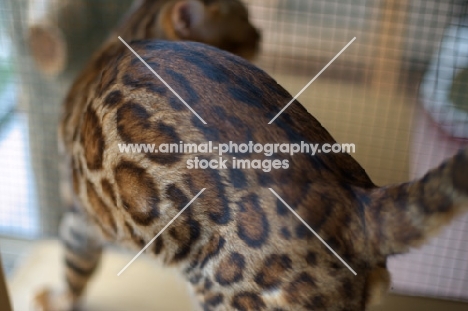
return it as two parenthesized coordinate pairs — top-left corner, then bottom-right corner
(35, 2), (468, 311)
(35, 0), (259, 309)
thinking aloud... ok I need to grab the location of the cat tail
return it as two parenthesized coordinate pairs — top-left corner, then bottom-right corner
(365, 148), (468, 257)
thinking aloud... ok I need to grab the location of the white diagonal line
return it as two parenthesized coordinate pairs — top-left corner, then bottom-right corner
(118, 36), (207, 124)
(269, 188), (357, 275)
(118, 188), (206, 276)
(268, 37), (356, 124)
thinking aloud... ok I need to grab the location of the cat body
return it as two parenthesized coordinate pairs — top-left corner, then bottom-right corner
(34, 1), (468, 311)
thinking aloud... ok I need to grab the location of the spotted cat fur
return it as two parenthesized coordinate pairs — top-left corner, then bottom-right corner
(34, 2), (468, 311)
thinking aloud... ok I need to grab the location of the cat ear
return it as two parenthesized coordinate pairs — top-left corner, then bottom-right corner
(171, 0), (205, 38)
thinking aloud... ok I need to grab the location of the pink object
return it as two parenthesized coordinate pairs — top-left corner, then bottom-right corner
(387, 105), (468, 301)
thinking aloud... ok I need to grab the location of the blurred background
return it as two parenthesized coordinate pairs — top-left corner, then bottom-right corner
(0, 0), (467, 310)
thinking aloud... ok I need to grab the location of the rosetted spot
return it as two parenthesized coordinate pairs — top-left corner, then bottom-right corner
(116, 102), (151, 142)
(229, 168), (247, 189)
(257, 171), (274, 187)
(254, 254), (292, 289)
(204, 293), (223, 308)
(227, 115), (252, 141)
(164, 68), (200, 105)
(237, 194), (269, 248)
(169, 96), (185, 111)
(187, 171), (231, 224)
(101, 178), (117, 206)
(115, 161), (159, 226)
(231, 292), (266, 311)
(146, 123), (182, 165)
(122, 73), (139, 87)
(191, 115), (220, 141)
(204, 279), (213, 290)
(183, 174), (195, 192)
(198, 234), (225, 268)
(103, 90), (123, 107)
(285, 273), (316, 303)
(330, 262), (341, 271)
(86, 181), (116, 234)
(276, 199), (288, 216)
(181, 48), (230, 83)
(309, 194), (335, 230)
(227, 84), (263, 109)
(166, 184), (189, 210)
(296, 224), (313, 239)
(209, 106), (252, 142)
(153, 237), (164, 255)
(81, 106), (104, 170)
(116, 102), (182, 165)
(215, 252), (245, 286)
(168, 218), (200, 262)
(280, 227), (291, 240)
(121, 70), (166, 95)
(305, 251), (317, 266)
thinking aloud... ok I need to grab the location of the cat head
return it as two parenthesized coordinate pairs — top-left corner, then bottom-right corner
(124, 0), (261, 60)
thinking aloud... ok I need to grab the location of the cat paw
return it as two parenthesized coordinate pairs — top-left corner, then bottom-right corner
(33, 288), (75, 311)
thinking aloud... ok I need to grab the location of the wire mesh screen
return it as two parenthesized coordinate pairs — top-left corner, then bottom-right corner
(0, 1), (39, 239)
(247, 0), (468, 301)
(0, 0), (467, 304)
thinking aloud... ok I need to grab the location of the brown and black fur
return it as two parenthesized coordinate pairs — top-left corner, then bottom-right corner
(59, 0), (260, 154)
(37, 39), (468, 310)
(35, 0), (260, 310)
(34, 2), (468, 311)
